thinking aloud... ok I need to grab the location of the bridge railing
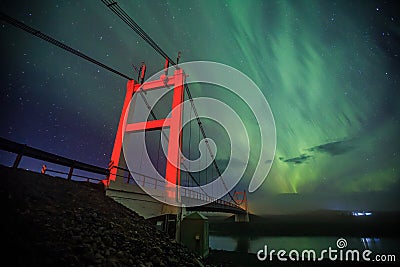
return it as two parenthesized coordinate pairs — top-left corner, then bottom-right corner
(0, 137), (109, 183)
(42, 167), (105, 183)
(0, 137), (245, 211)
(111, 165), (244, 210)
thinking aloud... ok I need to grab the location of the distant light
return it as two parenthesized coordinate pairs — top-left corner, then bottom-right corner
(352, 211), (372, 216)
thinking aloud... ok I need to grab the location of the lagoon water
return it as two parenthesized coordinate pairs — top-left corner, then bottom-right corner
(209, 234), (399, 259)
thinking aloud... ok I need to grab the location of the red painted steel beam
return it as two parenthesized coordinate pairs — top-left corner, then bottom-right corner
(133, 77), (175, 92)
(108, 79), (137, 183)
(165, 69), (184, 191)
(125, 118), (172, 132)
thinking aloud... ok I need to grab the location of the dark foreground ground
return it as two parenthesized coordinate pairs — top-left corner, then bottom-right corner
(0, 165), (204, 267)
(1, 164), (398, 267)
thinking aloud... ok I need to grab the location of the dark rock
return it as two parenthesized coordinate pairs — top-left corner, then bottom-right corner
(151, 256), (162, 266)
(72, 235), (83, 243)
(1, 165), (206, 267)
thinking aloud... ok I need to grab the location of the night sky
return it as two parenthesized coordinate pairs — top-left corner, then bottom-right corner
(1, 0), (399, 214)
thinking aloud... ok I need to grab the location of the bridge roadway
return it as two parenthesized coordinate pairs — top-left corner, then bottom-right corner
(106, 173), (247, 219)
(186, 201), (247, 214)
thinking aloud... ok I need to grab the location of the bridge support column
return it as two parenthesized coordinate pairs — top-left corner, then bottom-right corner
(145, 206), (186, 242)
(234, 212), (249, 223)
(162, 205), (186, 242)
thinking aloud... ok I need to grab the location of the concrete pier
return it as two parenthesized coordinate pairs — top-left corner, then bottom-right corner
(234, 212), (250, 222)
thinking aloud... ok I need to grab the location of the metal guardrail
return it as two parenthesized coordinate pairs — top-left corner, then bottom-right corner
(0, 137), (109, 181)
(43, 168), (104, 183)
(112, 165), (245, 211)
(0, 137), (245, 211)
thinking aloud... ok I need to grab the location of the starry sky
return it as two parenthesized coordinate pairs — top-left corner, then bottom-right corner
(1, 0), (399, 214)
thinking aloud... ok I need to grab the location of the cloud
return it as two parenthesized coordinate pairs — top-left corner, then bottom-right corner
(279, 154), (312, 165)
(279, 139), (352, 165)
(307, 140), (353, 156)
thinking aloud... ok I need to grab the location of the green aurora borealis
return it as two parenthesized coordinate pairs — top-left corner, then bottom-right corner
(1, 0), (399, 213)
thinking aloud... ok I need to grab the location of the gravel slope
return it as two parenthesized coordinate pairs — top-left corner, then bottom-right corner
(0, 165), (205, 267)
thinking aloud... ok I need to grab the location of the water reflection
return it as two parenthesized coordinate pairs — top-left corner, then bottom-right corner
(209, 235), (237, 251)
(210, 235), (397, 256)
(360, 237), (381, 250)
(235, 235), (250, 253)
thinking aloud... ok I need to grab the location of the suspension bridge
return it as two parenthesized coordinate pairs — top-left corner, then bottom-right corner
(0, 1), (250, 241)
(104, 66), (249, 222)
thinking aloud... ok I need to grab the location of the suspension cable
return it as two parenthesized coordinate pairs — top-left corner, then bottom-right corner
(101, 0), (176, 65)
(188, 98), (192, 187)
(0, 12), (133, 80)
(101, 0), (240, 205)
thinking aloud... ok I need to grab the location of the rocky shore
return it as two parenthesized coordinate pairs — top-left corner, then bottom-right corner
(0, 165), (204, 267)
